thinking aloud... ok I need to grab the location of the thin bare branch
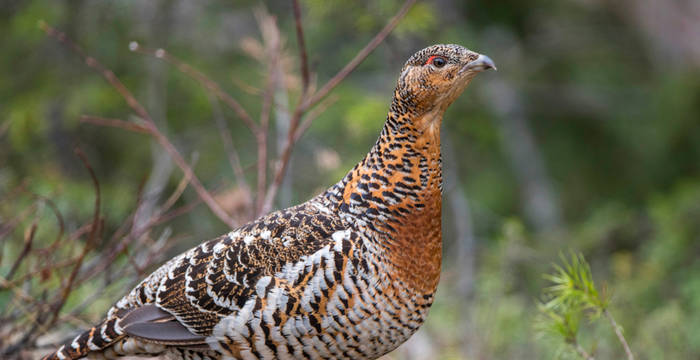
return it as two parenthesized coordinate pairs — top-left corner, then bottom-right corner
(292, 0), (310, 94)
(150, 154), (204, 227)
(3, 258), (84, 287)
(253, 7), (284, 215)
(158, 157), (196, 216)
(604, 310), (635, 360)
(294, 94), (339, 141)
(129, 43), (259, 134)
(255, 134), (269, 215)
(151, 198), (202, 227)
(231, 77), (263, 95)
(80, 115), (151, 134)
(208, 95), (251, 199)
(5, 282), (65, 355)
(0, 202), (37, 244)
(6, 219), (37, 280)
(574, 341), (595, 360)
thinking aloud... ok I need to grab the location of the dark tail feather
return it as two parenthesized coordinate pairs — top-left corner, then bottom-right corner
(41, 317), (123, 360)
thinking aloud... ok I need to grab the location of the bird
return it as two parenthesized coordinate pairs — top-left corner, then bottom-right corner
(42, 44), (495, 360)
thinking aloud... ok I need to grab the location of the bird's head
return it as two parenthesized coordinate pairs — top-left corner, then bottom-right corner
(396, 44), (496, 114)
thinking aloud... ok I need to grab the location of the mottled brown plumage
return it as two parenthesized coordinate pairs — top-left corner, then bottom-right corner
(42, 44), (495, 360)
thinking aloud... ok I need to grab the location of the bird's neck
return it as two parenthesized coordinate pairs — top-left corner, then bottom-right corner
(321, 93), (445, 294)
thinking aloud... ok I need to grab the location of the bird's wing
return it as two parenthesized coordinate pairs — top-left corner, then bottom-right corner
(119, 304), (207, 345)
(114, 202), (351, 346)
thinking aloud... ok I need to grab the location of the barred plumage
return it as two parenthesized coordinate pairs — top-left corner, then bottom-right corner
(42, 44), (495, 360)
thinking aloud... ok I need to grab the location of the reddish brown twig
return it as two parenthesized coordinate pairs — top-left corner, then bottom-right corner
(292, 0), (310, 94)
(80, 115), (151, 134)
(150, 198), (202, 227)
(5, 219), (37, 281)
(159, 162), (195, 216)
(3, 258), (87, 287)
(0, 202), (37, 247)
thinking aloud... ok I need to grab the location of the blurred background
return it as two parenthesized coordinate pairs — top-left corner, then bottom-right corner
(1, 0), (699, 359)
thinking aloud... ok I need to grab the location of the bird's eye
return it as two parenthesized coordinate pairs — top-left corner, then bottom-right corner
(427, 56), (447, 68)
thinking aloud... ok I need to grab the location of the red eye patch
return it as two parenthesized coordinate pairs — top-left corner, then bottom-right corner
(424, 55), (447, 67)
(425, 55), (438, 65)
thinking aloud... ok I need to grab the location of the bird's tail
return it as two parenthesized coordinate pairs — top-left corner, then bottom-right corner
(41, 317), (123, 360)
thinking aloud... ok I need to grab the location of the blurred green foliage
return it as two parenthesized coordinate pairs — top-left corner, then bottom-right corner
(1, 0), (699, 358)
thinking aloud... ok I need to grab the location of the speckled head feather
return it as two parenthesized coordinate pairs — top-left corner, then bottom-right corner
(404, 43), (478, 67)
(396, 44), (495, 115)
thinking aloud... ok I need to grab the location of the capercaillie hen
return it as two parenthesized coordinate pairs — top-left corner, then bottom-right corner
(43, 44), (495, 360)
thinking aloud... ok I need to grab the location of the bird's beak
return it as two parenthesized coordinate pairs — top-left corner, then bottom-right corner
(460, 54), (497, 73)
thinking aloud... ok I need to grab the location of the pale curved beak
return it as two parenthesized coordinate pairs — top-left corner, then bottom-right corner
(462, 54), (497, 73)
